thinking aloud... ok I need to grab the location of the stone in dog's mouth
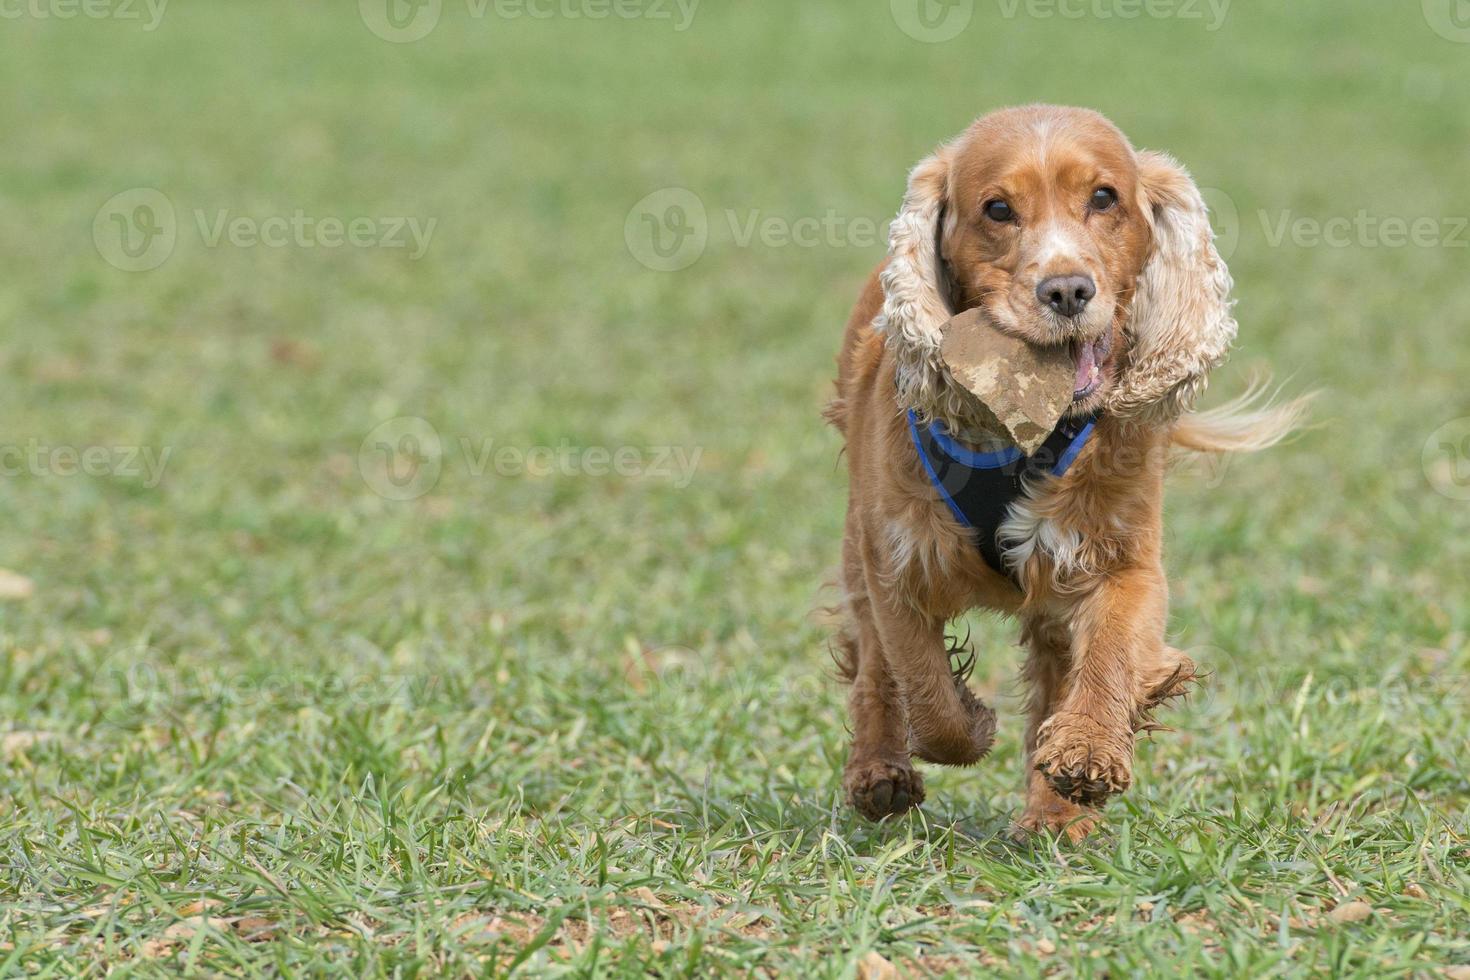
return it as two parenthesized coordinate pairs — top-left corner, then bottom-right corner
(1071, 330), (1113, 401)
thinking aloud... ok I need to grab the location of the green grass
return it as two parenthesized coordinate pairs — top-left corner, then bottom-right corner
(1, 1), (1468, 975)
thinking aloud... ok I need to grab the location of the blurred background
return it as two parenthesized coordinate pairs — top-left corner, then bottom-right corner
(0, 1), (1467, 973)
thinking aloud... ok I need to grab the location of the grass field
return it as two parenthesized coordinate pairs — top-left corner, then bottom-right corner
(1, 0), (1468, 975)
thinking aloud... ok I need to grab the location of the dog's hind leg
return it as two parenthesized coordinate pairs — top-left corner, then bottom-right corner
(1014, 619), (1097, 841)
(840, 521), (926, 820)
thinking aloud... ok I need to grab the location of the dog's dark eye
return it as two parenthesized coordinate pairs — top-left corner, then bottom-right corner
(1090, 187), (1118, 212)
(984, 199), (1014, 223)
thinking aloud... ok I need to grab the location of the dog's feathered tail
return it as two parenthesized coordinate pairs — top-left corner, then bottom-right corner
(1169, 376), (1317, 455)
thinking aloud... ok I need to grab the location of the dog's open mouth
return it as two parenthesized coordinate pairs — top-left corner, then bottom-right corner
(1071, 330), (1113, 401)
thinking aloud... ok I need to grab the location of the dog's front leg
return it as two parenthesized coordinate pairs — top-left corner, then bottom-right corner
(1031, 565), (1167, 807)
(862, 565), (996, 769)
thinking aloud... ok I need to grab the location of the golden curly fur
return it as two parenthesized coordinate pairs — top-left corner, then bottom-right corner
(828, 106), (1309, 839)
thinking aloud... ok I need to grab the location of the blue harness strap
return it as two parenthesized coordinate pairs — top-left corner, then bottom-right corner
(907, 410), (1098, 582)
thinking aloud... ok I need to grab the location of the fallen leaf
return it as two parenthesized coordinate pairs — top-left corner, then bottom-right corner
(630, 886), (667, 910)
(138, 939), (175, 959)
(269, 338), (320, 369)
(1, 731), (56, 754)
(235, 916), (276, 940)
(175, 899), (222, 917)
(857, 950), (898, 980)
(163, 916), (231, 939)
(1328, 902), (1374, 924)
(0, 570), (34, 601)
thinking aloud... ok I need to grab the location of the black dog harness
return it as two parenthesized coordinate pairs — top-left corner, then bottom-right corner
(907, 410), (1099, 583)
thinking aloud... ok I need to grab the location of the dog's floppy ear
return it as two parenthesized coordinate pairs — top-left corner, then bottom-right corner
(1108, 150), (1237, 424)
(874, 148), (965, 423)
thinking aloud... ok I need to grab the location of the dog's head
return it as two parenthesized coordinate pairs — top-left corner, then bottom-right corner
(877, 105), (1236, 430)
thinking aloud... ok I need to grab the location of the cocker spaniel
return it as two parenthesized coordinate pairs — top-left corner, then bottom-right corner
(826, 105), (1307, 839)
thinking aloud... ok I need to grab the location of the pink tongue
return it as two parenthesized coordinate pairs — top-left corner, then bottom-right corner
(1073, 341), (1096, 393)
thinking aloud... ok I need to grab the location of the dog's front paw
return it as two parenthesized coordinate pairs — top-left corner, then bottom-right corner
(1032, 712), (1132, 807)
(844, 759), (925, 821)
(907, 673), (998, 767)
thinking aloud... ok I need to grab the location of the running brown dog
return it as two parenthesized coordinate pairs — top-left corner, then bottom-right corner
(826, 105), (1307, 839)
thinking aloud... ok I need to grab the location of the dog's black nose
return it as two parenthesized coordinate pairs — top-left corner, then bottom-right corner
(1037, 275), (1096, 317)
